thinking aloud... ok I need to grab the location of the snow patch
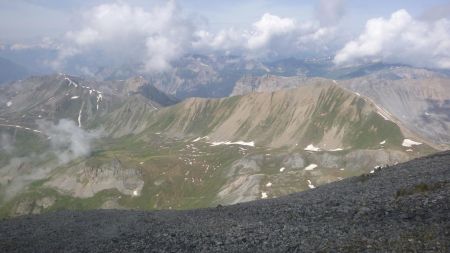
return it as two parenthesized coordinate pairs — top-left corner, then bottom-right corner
(374, 104), (391, 121)
(304, 164), (318, 171)
(78, 105), (83, 128)
(307, 180), (315, 189)
(96, 94), (103, 110)
(192, 136), (209, 142)
(266, 182), (272, 187)
(261, 192), (268, 199)
(65, 77), (78, 88)
(380, 140), (386, 145)
(304, 144), (320, 152)
(210, 141), (255, 147)
(377, 112), (389, 120)
(328, 148), (343, 152)
(279, 167), (285, 172)
(6, 101), (12, 107)
(70, 96), (79, 100)
(402, 139), (422, 147)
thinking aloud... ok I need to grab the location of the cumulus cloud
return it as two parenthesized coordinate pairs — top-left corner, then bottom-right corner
(247, 13), (296, 50)
(334, 9), (450, 69)
(38, 119), (102, 164)
(195, 13), (336, 58)
(54, 0), (194, 72)
(52, 1), (341, 71)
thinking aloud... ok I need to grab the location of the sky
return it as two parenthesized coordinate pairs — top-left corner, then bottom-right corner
(0, 0), (450, 72)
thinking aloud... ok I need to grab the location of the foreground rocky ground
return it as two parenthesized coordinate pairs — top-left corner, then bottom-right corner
(0, 151), (449, 252)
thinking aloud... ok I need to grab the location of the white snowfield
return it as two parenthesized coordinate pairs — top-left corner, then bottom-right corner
(64, 75), (103, 110)
(210, 141), (255, 147)
(304, 144), (320, 152)
(328, 148), (343, 152)
(0, 123), (42, 133)
(266, 182), (272, 187)
(192, 136), (209, 142)
(65, 77), (78, 88)
(304, 164), (318, 171)
(261, 192), (268, 199)
(307, 180), (315, 189)
(279, 167), (285, 172)
(380, 140), (386, 145)
(402, 139), (422, 147)
(6, 101), (12, 107)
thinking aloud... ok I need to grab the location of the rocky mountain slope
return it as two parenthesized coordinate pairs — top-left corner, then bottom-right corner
(340, 67), (450, 148)
(0, 151), (448, 252)
(147, 81), (420, 150)
(0, 79), (434, 217)
(0, 74), (177, 131)
(227, 67), (450, 149)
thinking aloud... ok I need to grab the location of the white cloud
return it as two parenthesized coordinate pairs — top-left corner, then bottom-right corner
(334, 9), (450, 69)
(38, 119), (102, 164)
(247, 13), (296, 50)
(195, 13), (336, 58)
(55, 0), (194, 72)
(51, 1), (342, 71)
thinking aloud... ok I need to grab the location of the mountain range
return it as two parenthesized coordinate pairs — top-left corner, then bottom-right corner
(0, 55), (448, 217)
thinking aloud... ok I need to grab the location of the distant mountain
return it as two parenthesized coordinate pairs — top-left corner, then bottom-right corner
(340, 67), (450, 148)
(0, 57), (29, 85)
(226, 67), (450, 149)
(93, 55), (271, 99)
(0, 74), (178, 130)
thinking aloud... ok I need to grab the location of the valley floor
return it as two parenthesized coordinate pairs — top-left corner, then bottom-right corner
(0, 151), (449, 252)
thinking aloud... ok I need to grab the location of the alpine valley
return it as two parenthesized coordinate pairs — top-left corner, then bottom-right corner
(0, 55), (448, 217)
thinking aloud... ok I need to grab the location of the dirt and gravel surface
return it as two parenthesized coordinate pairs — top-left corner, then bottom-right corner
(1, 151), (449, 252)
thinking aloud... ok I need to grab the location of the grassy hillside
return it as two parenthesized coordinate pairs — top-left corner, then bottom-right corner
(145, 82), (405, 150)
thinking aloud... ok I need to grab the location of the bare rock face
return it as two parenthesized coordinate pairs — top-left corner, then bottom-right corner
(216, 155), (264, 205)
(46, 159), (144, 198)
(12, 196), (56, 216)
(283, 154), (305, 169)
